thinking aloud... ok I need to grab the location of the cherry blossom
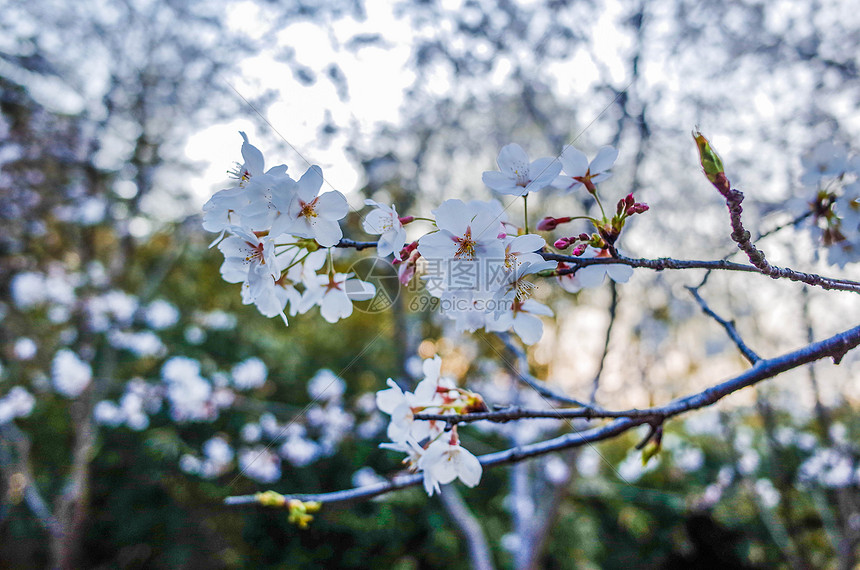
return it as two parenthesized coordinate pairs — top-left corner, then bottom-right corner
(418, 431), (483, 496)
(482, 143), (561, 196)
(300, 272), (376, 323)
(52, 349), (92, 398)
(229, 131), (287, 186)
(279, 166), (348, 247)
(363, 200), (408, 258)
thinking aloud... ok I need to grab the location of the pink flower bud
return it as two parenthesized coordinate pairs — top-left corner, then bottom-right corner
(572, 244), (587, 256)
(537, 216), (572, 231)
(537, 217), (558, 231)
(554, 238), (571, 249)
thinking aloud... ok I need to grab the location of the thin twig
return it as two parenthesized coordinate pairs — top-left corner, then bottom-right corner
(685, 285), (761, 365)
(590, 281), (618, 403)
(225, 322), (860, 507)
(495, 333), (596, 409)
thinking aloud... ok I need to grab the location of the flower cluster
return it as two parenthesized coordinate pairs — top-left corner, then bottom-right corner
(202, 138), (648, 346)
(796, 141), (860, 267)
(376, 356), (486, 495)
(203, 133), (375, 325)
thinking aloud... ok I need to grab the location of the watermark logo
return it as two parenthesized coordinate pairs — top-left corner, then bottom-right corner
(346, 256), (400, 314)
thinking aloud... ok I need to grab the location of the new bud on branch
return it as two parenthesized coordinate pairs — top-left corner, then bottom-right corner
(693, 130), (730, 193)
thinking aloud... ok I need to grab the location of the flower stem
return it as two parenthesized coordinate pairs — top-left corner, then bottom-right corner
(593, 192), (607, 221)
(523, 194), (529, 234)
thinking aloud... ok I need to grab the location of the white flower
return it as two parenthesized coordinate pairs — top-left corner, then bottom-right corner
(229, 131), (287, 186)
(307, 369), (346, 401)
(51, 349), (92, 398)
(376, 378), (438, 443)
(203, 436), (234, 469)
(238, 446), (281, 483)
(93, 400), (124, 427)
(231, 357), (268, 390)
(418, 199), (507, 297)
(218, 226), (282, 285)
(144, 299), (180, 330)
(379, 437), (426, 472)
(300, 272), (375, 323)
(10, 272), (47, 309)
(800, 141), (849, 187)
(0, 387), (35, 425)
(279, 166), (348, 247)
(553, 146), (618, 192)
(363, 200), (408, 258)
(418, 435), (482, 496)
(202, 186), (252, 238)
(13, 338), (37, 360)
(161, 357), (214, 422)
(482, 143), (561, 196)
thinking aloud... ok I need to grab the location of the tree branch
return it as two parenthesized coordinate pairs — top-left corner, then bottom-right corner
(225, 322), (860, 507)
(333, 238), (860, 293)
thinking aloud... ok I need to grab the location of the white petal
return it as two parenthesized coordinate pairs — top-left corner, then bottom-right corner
(510, 234), (546, 255)
(363, 208), (393, 235)
(455, 448), (482, 487)
(589, 146), (618, 173)
(311, 218), (343, 247)
(559, 146), (588, 177)
(376, 379), (404, 414)
(527, 157), (562, 190)
(239, 131), (265, 176)
(496, 143), (529, 175)
(482, 170), (515, 192)
(317, 191), (349, 220)
(417, 231), (458, 260)
(513, 313), (544, 345)
(432, 199), (471, 235)
(296, 165), (324, 201)
(606, 263), (634, 283)
(320, 291), (352, 323)
(574, 265), (606, 289)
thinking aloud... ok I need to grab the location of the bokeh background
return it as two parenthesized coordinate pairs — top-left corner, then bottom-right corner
(2, 0), (860, 568)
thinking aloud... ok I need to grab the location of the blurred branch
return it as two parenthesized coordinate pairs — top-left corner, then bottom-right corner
(226, 322), (860, 507)
(590, 281), (618, 403)
(0, 423), (62, 537)
(439, 485), (495, 570)
(494, 333), (595, 409)
(685, 285), (760, 365)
